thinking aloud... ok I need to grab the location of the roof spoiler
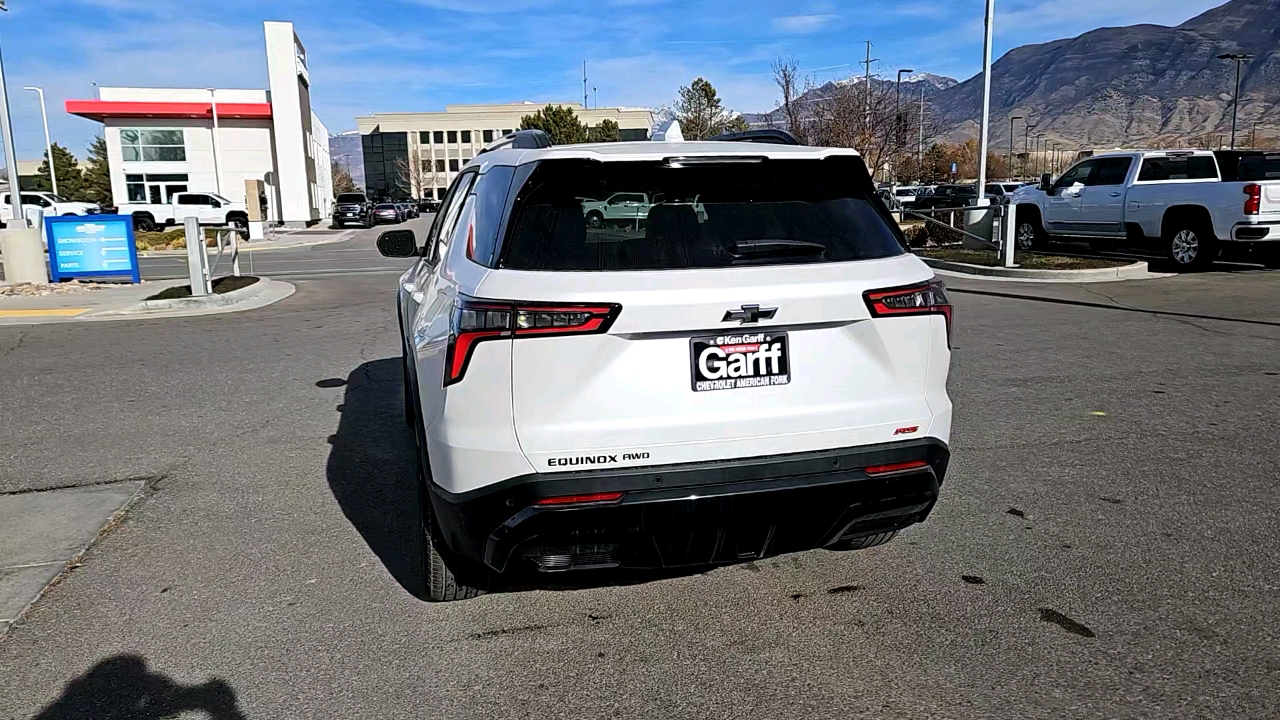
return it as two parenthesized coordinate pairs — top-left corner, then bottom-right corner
(476, 129), (552, 156)
(707, 129), (801, 146)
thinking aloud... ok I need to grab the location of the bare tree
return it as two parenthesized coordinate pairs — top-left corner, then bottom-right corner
(770, 58), (944, 184)
(394, 155), (430, 200)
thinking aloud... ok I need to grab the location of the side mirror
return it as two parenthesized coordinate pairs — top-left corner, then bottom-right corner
(1039, 173), (1053, 192)
(376, 229), (418, 258)
(211, 200), (221, 208)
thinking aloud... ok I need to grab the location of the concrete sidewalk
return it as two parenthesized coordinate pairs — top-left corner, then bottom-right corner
(0, 276), (295, 325)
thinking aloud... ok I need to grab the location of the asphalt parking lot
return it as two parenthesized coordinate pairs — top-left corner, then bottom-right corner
(1, 223), (1278, 718)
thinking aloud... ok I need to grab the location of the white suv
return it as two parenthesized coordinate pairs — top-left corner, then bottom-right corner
(378, 131), (954, 601)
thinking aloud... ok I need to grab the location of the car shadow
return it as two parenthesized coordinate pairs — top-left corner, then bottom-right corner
(28, 654), (246, 720)
(324, 359), (712, 600)
(324, 358), (425, 596)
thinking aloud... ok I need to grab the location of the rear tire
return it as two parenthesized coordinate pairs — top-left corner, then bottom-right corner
(411, 387), (485, 603)
(1164, 219), (1217, 271)
(1259, 245), (1280, 269)
(133, 214), (156, 233)
(827, 530), (898, 551)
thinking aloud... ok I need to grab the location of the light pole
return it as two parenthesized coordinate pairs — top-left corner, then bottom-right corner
(894, 69), (913, 184)
(207, 88), (224, 197)
(918, 84), (925, 180)
(0, 3), (24, 226)
(1008, 115), (1022, 180)
(1024, 124), (1035, 179)
(1036, 134), (1045, 176)
(23, 86), (53, 196)
(975, 0), (996, 201)
(1217, 53), (1253, 150)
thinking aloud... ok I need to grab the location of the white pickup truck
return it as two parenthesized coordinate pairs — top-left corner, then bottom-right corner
(120, 192), (249, 235)
(1011, 150), (1280, 269)
(0, 191), (101, 226)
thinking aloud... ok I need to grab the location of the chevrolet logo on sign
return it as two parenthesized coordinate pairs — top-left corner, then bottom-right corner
(722, 304), (778, 324)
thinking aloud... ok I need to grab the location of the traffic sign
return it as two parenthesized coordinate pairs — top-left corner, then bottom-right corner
(45, 215), (140, 283)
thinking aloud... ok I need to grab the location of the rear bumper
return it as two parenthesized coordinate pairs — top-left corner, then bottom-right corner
(429, 438), (949, 573)
(1231, 221), (1280, 242)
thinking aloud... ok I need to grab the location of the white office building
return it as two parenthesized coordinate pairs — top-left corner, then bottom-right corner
(65, 21), (332, 227)
(355, 103), (654, 200)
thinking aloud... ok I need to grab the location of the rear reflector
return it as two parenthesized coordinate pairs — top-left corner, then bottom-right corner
(534, 491), (626, 506)
(864, 460), (930, 476)
(864, 278), (953, 347)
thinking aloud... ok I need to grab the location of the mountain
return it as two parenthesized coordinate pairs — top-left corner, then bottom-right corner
(743, 72), (959, 129)
(931, 0), (1280, 150)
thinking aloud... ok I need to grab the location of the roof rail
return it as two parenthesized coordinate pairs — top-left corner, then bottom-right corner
(707, 129), (801, 146)
(476, 128), (552, 156)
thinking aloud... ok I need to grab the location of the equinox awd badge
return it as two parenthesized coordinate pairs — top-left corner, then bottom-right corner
(722, 304), (778, 324)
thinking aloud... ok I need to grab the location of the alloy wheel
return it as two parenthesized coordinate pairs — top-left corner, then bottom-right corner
(1171, 229), (1199, 265)
(1016, 223), (1036, 251)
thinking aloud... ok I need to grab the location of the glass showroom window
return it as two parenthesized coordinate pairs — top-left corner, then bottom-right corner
(120, 129), (186, 162)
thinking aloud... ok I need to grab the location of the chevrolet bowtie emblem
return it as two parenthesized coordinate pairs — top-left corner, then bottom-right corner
(722, 304), (778, 324)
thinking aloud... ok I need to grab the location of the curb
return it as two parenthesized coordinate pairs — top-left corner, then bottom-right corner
(133, 276), (268, 311)
(920, 257), (1151, 281)
(136, 230), (355, 257)
(87, 277), (295, 319)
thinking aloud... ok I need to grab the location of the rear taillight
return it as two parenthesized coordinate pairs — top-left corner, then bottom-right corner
(864, 278), (953, 347)
(444, 296), (621, 386)
(1245, 184), (1262, 216)
(864, 460), (930, 476)
(534, 491), (625, 506)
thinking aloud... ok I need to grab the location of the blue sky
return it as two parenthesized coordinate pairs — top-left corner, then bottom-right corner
(0, 0), (1226, 162)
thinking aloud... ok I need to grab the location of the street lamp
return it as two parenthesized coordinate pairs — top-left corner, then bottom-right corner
(918, 84), (926, 180)
(1008, 115), (1022, 180)
(1217, 53), (1253, 149)
(1036, 133), (1045, 176)
(975, 0), (996, 201)
(207, 88), (225, 197)
(22, 86), (53, 196)
(896, 69), (914, 119)
(1024, 124), (1035, 179)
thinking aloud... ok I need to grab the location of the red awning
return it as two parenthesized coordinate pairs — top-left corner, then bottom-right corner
(65, 100), (273, 121)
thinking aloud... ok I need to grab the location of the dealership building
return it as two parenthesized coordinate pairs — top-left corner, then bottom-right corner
(355, 103), (653, 200)
(65, 21), (332, 227)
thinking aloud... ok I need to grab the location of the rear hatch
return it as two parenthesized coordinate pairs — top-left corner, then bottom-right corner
(1238, 154), (1280, 217)
(479, 155), (949, 471)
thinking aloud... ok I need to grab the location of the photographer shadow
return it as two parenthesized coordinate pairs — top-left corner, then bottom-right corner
(30, 654), (245, 720)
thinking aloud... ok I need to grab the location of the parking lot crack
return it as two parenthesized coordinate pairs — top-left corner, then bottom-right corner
(0, 329), (29, 358)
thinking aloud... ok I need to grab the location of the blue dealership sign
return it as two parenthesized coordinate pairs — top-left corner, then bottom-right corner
(45, 215), (140, 283)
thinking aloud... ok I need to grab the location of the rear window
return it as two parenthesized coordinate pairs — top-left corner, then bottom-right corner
(336, 193), (366, 204)
(1138, 156), (1218, 182)
(1238, 155), (1280, 181)
(500, 157), (903, 271)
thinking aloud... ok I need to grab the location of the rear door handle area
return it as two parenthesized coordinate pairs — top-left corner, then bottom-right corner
(1110, 192), (1123, 197)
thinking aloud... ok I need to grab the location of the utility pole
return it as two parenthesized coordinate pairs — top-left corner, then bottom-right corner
(1008, 115), (1022, 181)
(975, 0), (996, 201)
(892, 69), (913, 184)
(1217, 53), (1253, 150)
(860, 41), (877, 130)
(582, 60), (588, 109)
(208, 88), (224, 196)
(1035, 134), (1045, 176)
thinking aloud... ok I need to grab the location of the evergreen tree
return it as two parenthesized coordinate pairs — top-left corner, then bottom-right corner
(333, 163), (359, 194)
(518, 104), (588, 145)
(674, 78), (748, 140)
(33, 143), (86, 200)
(82, 136), (113, 207)
(588, 118), (620, 142)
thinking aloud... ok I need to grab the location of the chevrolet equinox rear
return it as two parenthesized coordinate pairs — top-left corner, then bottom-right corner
(377, 131), (953, 601)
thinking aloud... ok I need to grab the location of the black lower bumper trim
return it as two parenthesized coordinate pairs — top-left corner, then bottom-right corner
(429, 438), (949, 573)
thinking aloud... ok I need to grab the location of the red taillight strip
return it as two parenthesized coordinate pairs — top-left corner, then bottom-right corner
(864, 460), (930, 476)
(447, 330), (505, 383)
(864, 279), (953, 347)
(534, 491), (625, 506)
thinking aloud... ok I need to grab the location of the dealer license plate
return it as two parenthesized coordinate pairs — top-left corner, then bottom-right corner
(690, 331), (790, 392)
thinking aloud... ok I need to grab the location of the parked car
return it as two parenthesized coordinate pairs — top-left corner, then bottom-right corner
(419, 199), (442, 214)
(375, 131), (953, 601)
(333, 192), (374, 228)
(915, 185), (978, 211)
(893, 186), (923, 207)
(1011, 149), (1280, 269)
(373, 203), (402, 224)
(0, 191), (102, 227)
(983, 183), (1024, 204)
(119, 192), (248, 236)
